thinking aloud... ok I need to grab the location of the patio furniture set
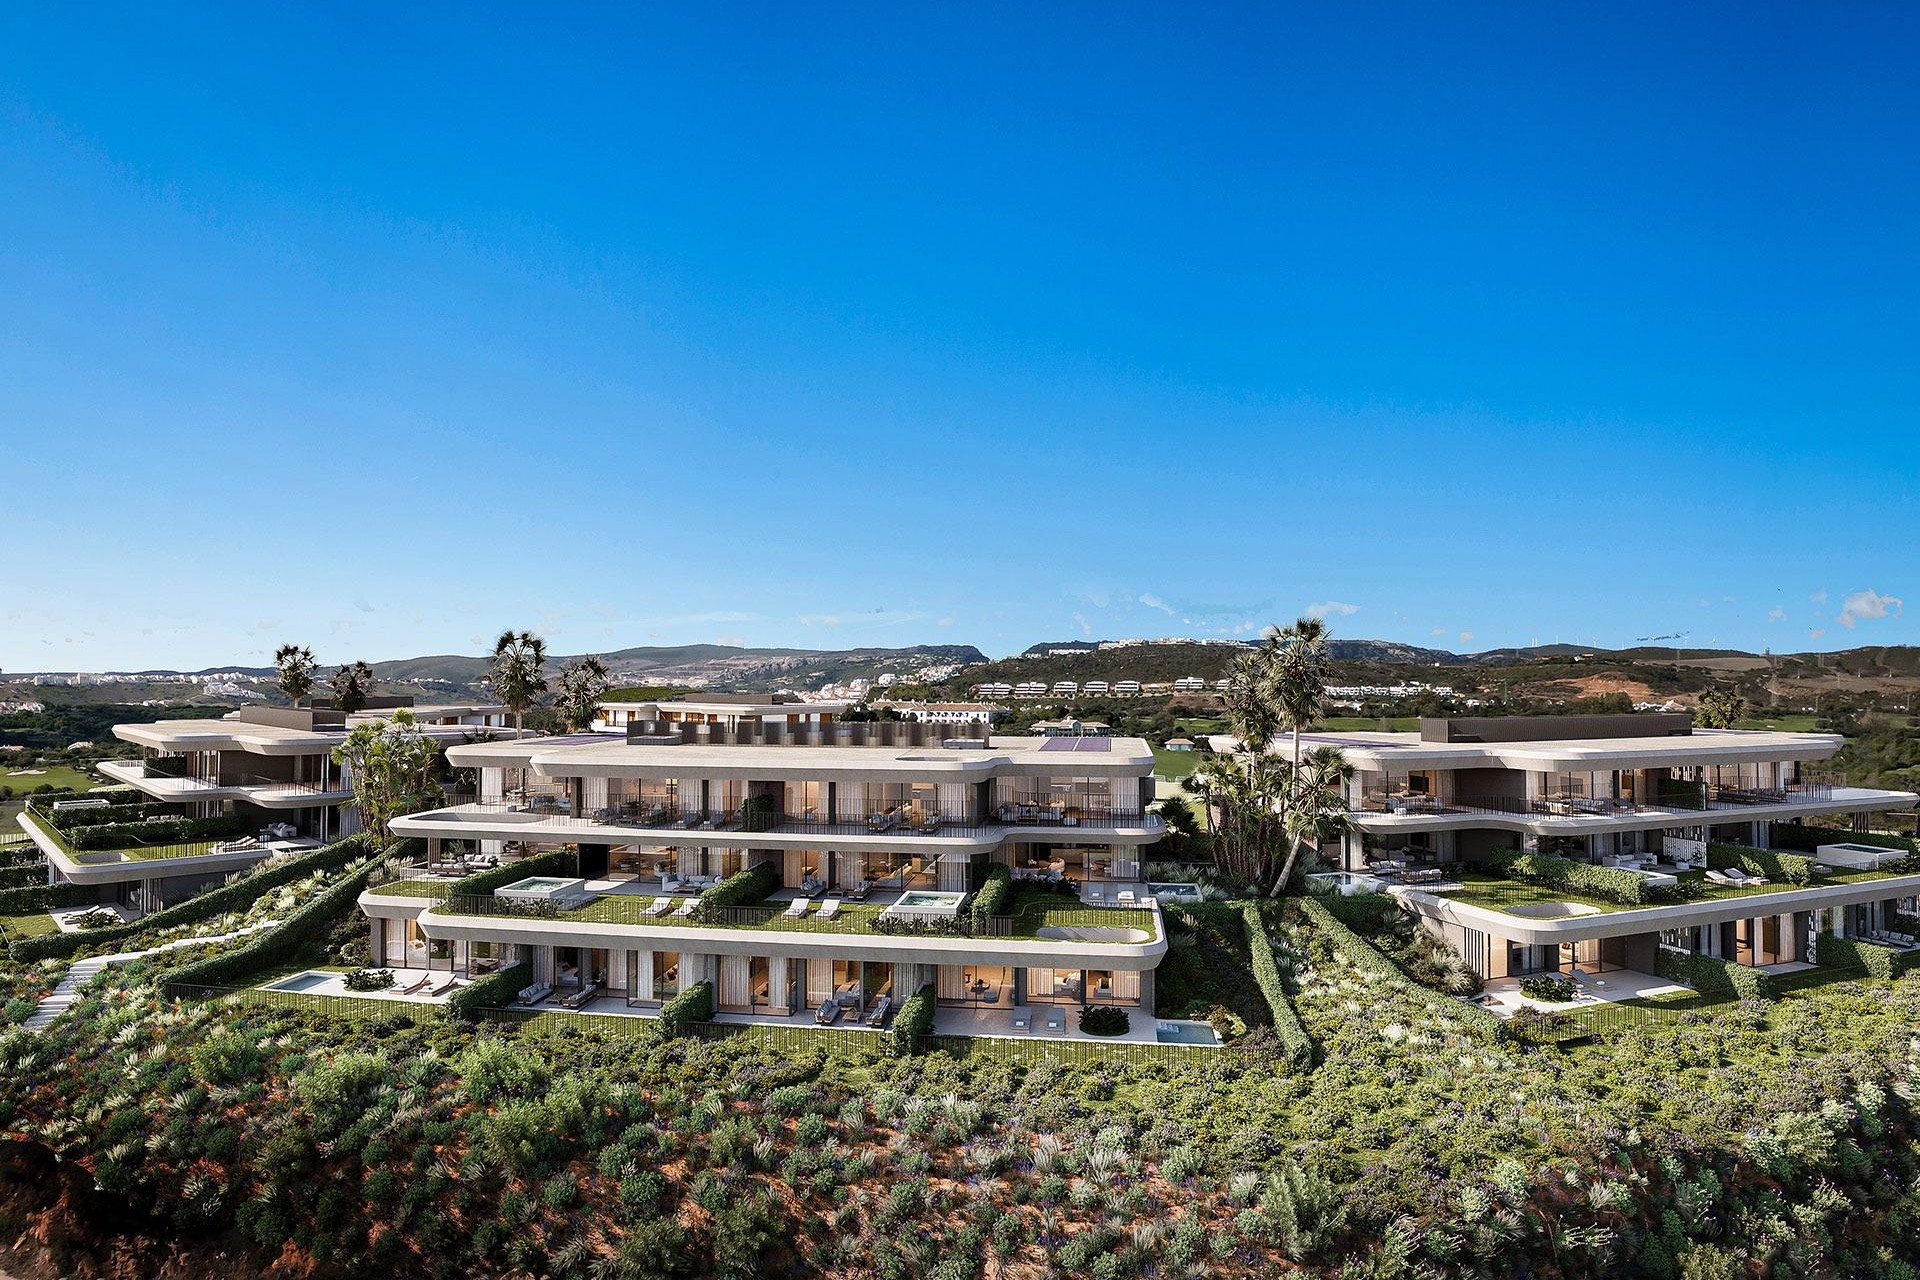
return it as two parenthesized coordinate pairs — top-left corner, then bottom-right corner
(814, 985), (891, 1026)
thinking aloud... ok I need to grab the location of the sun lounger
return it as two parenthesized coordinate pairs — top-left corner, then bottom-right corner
(1085, 886), (1106, 904)
(817, 898), (843, 921)
(1011, 1008), (1032, 1033)
(641, 896), (673, 917)
(1703, 869), (1741, 887)
(1116, 889), (1138, 904)
(672, 898), (699, 918)
(866, 813), (895, 832)
(432, 975), (460, 997)
(864, 994), (892, 1026)
(1044, 1006), (1066, 1034)
(402, 973), (433, 995)
(784, 897), (813, 919)
(815, 999), (842, 1025)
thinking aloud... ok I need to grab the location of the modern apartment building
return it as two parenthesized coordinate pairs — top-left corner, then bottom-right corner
(18, 701), (508, 912)
(592, 693), (851, 734)
(360, 712), (1170, 1034)
(1221, 713), (1920, 983)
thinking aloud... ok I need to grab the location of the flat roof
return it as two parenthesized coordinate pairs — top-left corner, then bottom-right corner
(448, 732), (1156, 780)
(1209, 726), (1849, 772)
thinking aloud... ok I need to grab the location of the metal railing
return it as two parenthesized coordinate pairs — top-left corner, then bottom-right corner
(425, 891), (1155, 940)
(1356, 784), (1843, 821)
(426, 793), (1160, 839)
(21, 802), (250, 865)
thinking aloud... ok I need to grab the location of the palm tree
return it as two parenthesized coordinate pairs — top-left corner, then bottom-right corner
(1268, 617), (1336, 891)
(273, 643), (316, 707)
(556, 655), (610, 732)
(330, 660), (374, 715)
(487, 630), (549, 731)
(1696, 688), (1743, 729)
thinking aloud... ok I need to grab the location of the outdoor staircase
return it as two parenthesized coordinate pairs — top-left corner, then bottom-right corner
(18, 920), (279, 1033)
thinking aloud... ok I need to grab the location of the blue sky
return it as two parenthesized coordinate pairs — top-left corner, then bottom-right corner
(1, 4), (1914, 672)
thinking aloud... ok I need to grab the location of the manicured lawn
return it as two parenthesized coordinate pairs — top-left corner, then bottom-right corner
(1445, 865), (1914, 917)
(365, 879), (459, 899)
(0, 912), (59, 940)
(0, 765), (98, 795)
(443, 889), (1157, 940)
(1152, 748), (1202, 781)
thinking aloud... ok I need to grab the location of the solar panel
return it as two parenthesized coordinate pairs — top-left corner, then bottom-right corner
(1039, 737), (1076, 752)
(1073, 737), (1111, 752)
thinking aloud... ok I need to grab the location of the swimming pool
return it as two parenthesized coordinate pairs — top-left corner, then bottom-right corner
(1305, 872), (1388, 896)
(267, 971), (332, 993)
(1154, 1020), (1219, 1046)
(1147, 882), (1203, 902)
(884, 890), (966, 919)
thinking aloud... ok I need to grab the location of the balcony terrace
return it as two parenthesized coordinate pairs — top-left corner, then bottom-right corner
(1351, 783), (1911, 832)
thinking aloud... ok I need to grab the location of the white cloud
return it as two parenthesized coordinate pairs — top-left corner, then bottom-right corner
(1458, 631), (1474, 645)
(1138, 593), (1176, 615)
(1811, 589), (1828, 605)
(796, 614), (843, 628)
(715, 634), (746, 648)
(1809, 627), (1827, 641)
(1767, 607), (1787, 622)
(1073, 613), (1093, 637)
(1430, 627), (1448, 637)
(1304, 600), (1360, 620)
(936, 616), (956, 628)
(1836, 588), (1903, 629)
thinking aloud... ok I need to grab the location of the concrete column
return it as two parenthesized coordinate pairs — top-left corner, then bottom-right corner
(1752, 821), (1765, 849)
(427, 836), (441, 866)
(369, 918), (383, 966)
(1012, 968), (1027, 1006)
(1136, 967), (1154, 1016)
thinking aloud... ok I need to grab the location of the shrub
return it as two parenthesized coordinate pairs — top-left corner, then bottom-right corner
(454, 847), (577, 897)
(1469, 847), (1675, 906)
(890, 982), (936, 1056)
(0, 882), (98, 915)
(694, 862), (779, 919)
(1078, 1005), (1130, 1036)
(11, 835), (381, 962)
(67, 813), (250, 850)
(1654, 946), (1774, 1000)
(1769, 824), (1918, 856)
(162, 846), (392, 989)
(448, 963), (534, 1020)
(1241, 902), (1314, 1067)
(1518, 975), (1579, 1002)
(1815, 932), (1919, 980)
(969, 864), (1012, 927)
(1707, 843), (1814, 885)
(1296, 896), (1505, 1041)
(73, 907), (121, 931)
(657, 981), (713, 1037)
(344, 968), (396, 992)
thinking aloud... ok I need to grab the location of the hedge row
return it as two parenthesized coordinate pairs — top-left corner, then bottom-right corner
(160, 846), (392, 988)
(1816, 932), (1919, 980)
(42, 802), (164, 830)
(0, 863), (48, 889)
(448, 962), (534, 1020)
(0, 882), (97, 914)
(68, 814), (250, 851)
(1471, 847), (1675, 906)
(453, 847), (578, 896)
(1770, 824), (1918, 856)
(1653, 945), (1774, 1000)
(1241, 902), (1314, 1067)
(695, 862), (780, 918)
(891, 982), (936, 1057)
(11, 835), (383, 962)
(658, 981), (713, 1037)
(1295, 896), (1505, 1041)
(1707, 843), (1815, 885)
(969, 863), (1013, 927)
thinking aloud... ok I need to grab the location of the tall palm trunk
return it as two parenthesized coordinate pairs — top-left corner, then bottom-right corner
(1272, 722), (1307, 894)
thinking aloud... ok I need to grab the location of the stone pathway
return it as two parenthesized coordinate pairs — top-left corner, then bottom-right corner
(21, 920), (278, 1032)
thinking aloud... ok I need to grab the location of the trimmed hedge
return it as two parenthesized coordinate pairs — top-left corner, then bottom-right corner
(1470, 847), (1676, 906)
(891, 982), (937, 1057)
(1770, 824), (1919, 856)
(1654, 945), (1774, 1000)
(10, 835), (383, 962)
(69, 814), (250, 851)
(695, 862), (780, 919)
(1707, 843), (1815, 885)
(0, 882), (97, 914)
(1296, 896), (1505, 1041)
(161, 846), (391, 989)
(43, 802), (162, 829)
(969, 863), (1013, 927)
(453, 847), (578, 897)
(658, 981), (713, 1037)
(1241, 902), (1314, 1067)
(1816, 932), (1919, 980)
(448, 962), (534, 1019)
